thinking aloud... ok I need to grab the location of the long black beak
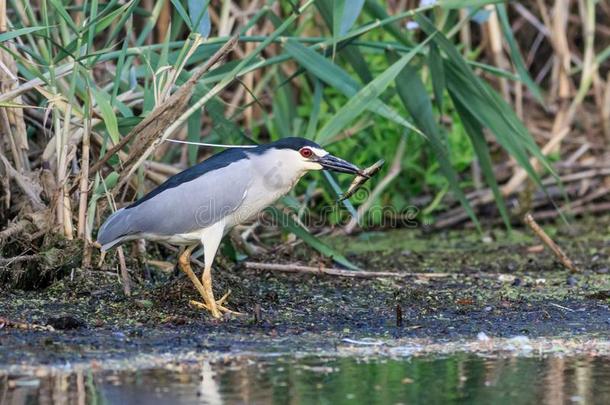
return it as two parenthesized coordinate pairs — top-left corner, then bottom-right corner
(317, 154), (361, 175)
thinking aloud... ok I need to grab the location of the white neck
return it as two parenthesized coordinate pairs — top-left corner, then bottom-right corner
(248, 148), (311, 194)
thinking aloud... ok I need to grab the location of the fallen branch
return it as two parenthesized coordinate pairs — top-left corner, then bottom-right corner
(244, 262), (525, 282)
(243, 261), (451, 279)
(523, 212), (581, 273)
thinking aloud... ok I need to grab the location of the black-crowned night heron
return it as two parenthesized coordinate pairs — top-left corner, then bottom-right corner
(97, 137), (361, 318)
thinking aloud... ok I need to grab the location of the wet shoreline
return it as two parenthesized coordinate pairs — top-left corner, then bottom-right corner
(2, 221), (609, 369)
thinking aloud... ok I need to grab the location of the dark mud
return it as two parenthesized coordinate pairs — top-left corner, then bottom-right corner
(1, 217), (609, 366)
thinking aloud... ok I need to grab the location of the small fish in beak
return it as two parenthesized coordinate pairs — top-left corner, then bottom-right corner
(338, 159), (385, 201)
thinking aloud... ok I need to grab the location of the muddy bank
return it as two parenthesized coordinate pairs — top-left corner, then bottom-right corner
(1, 217), (609, 366)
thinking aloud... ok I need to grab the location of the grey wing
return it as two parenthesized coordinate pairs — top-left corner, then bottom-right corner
(97, 160), (252, 250)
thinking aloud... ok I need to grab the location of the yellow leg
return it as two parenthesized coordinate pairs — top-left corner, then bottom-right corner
(195, 267), (242, 316)
(178, 245), (222, 318)
(195, 223), (242, 316)
(178, 246), (242, 317)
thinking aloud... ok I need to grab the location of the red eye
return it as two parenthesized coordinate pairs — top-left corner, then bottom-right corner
(300, 147), (313, 158)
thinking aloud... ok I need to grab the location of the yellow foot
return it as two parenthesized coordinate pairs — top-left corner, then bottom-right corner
(189, 290), (243, 317)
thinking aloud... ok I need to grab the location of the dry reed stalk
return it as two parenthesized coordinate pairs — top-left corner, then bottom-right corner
(226, 85), (246, 118)
(157, 0), (171, 43)
(440, 126), (571, 223)
(541, 0), (572, 160)
(218, 0), (233, 36)
(432, 150), (610, 229)
(459, 8), (471, 55)
(45, 90), (141, 172)
(77, 98), (91, 240)
(485, 5), (510, 102)
(0, 0), (29, 173)
(240, 0), (259, 127)
(0, 109), (20, 172)
(547, 0), (596, 159)
(114, 35), (239, 193)
(59, 104), (74, 240)
(603, 73), (610, 140)
(515, 81), (523, 120)
(551, 0), (572, 105)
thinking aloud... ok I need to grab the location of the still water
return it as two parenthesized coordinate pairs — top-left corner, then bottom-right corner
(3, 354), (610, 404)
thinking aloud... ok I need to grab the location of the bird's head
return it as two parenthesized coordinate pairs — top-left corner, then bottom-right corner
(267, 137), (361, 175)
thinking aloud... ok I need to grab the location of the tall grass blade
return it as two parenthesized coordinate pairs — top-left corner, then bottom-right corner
(428, 43), (445, 112)
(439, 0), (503, 8)
(48, 0), (79, 34)
(305, 78), (323, 139)
(416, 15), (552, 191)
(317, 38), (431, 145)
(496, 4), (543, 104)
(92, 88), (120, 144)
(364, 0), (411, 45)
(272, 71), (296, 137)
(188, 0), (211, 38)
(284, 39), (422, 141)
(0, 27), (47, 42)
(170, 0), (193, 30)
(269, 206), (359, 270)
(339, 0), (365, 34)
(452, 96), (512, 230)
(316, 0), (372, 81)
(332, 0), (345, 59)
(394, 62), (480, 230)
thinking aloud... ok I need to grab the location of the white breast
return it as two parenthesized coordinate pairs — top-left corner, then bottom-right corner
(225, 148), (307, 227)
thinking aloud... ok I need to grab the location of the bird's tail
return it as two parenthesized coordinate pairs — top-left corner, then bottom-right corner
(96, 208), (131, 251)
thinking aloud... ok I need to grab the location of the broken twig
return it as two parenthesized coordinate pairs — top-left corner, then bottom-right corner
(524, 212), (581, 273)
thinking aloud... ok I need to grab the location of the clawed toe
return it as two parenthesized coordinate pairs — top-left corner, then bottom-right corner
(189, 293), (243, 316)
(216, 290), (232, 306)
(189, 300), (243, 316)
